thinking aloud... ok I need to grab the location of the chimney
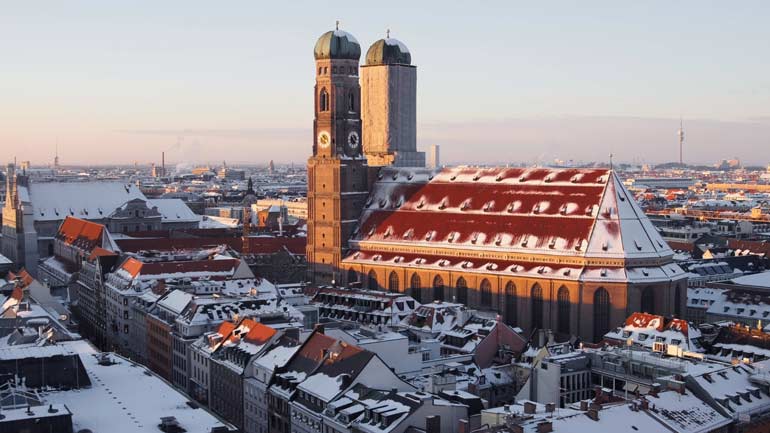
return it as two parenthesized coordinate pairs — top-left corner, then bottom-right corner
(523, 401), (536, 414)
(511, 425), (525, 433)
(580, 400), (588, 411)
(458, 419), (469, 433)
(426, 415), (440, 433)
(640, 399), (649, 410)
(537, 421), (553, 433)
(545, 402), (556, 414)
(587, 409), (599, 421)
(314, 323), (325, 334)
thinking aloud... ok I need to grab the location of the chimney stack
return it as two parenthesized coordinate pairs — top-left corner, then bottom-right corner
(587, 408), (599, 421)
(426, 415), (441, 433)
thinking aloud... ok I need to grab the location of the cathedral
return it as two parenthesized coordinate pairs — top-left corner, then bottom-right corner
(305, 27), (687, 341)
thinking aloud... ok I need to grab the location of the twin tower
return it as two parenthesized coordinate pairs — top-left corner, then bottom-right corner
(312, 26), (424, 167)
(307, 26), (423, 283)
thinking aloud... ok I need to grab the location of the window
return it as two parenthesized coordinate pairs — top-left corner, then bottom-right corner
(347, 269), (358, 285)
(348, 93), (355, 111)
(480, 279), (492, 307)
(641, 287), (655, 314)
(505, 282), (517, 325)
(594, 288), (611, 342)
(368, 270), (378, 291)
(456, 277), (468, 305)
(433, 275), (445, 302)
(557, 286), (570, 334)
(410, 274), (422, 303)
(319, 88), (329, 112)
(388, 271), (399, 293)
(531, 284), (544, 329)
(674, 285), (683, 318)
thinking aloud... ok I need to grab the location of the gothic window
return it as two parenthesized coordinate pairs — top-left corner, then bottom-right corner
(505, 282), (517, 325)
(641, 287), (655, 314)
(368, 270), (378, 291)
(348, 93), (355, 111)
(433, 275), (445, 302)
(557, 286), (570, 335)
(456, 277), (468, 305)
(594, 288), (611, 341)
(674, 284), (683, 317)
(410, 273), (422, 303)
(319, 88), (329, 112)
(347, 268), (358, 285)
(388, 271), (399, 293)
(480, 279), (492, 307)
(531, 284), (544, 330)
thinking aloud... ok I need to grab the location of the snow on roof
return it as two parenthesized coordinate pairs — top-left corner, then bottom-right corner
(604, 313), (703, 352)
(42, 342), (234, 433)
(731, 270), (770, 288)
(147, 198), (201, 223)
(157, 290), (194, 315)
(401, 302), (471, 335)
(691, 363), (770, 416)
(297, 372), (350, 401)
(28, 181), (145, 221)
(255, 343), (300, 372)
(115, 256), (241, 281)
(348, 168), (672, 264)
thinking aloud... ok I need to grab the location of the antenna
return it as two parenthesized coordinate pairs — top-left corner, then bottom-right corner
(386, 29), (391, 38)
(335, 20), (340, 31)
(678, 116), (685, 166)
(609, 153), (614, 170)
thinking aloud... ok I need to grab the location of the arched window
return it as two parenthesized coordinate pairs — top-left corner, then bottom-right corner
(641, 287), (655, 314)
(368, 270), (378, 291)
(594, 288), (611, 341)
(410, 274), (422, 303)
(674, 285), (682, 317)
(319, 88), (329, 112)
(505, 282), (517, 325)
(347, 268), (358, 286)
(348, 93), (355, 111)
(388, 271), (399, 293)
(480, 279), (492, 307)
(531, 284), (544, 330)
(433, 275), (445, 302)
(557, 286), (570, 335)
(456, 277), (468, 305)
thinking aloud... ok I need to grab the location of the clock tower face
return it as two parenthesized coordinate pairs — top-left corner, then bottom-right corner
(345, 130), (360, 156)
(318, 131), (331, 149)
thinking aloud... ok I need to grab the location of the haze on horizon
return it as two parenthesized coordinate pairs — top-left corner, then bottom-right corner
(1, 1), (769, 167)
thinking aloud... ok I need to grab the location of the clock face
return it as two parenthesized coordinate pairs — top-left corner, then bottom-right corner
(317, 131), (331, 148)
(347, 131), (360, 149)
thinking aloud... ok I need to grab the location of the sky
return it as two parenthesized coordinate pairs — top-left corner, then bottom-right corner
(1, 1), (769, 167)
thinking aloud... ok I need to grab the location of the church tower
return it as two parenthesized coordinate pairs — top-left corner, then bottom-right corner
(361, 33), (424, 167)
(307, 25), (370, 284)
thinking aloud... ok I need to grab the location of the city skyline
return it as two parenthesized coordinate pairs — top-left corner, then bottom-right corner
(2, 1), (769, 166)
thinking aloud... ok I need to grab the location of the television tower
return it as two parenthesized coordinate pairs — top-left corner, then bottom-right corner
(677, 117), (685, 165)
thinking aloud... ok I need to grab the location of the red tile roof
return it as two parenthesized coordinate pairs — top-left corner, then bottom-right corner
(56, 217), (106, 251)
(347, 167), (673, 265)
(88, 247), (118, 261)
(117, 256), (240, 280)
(115, 236), (305, 255)
(7, 269), (33, 290)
